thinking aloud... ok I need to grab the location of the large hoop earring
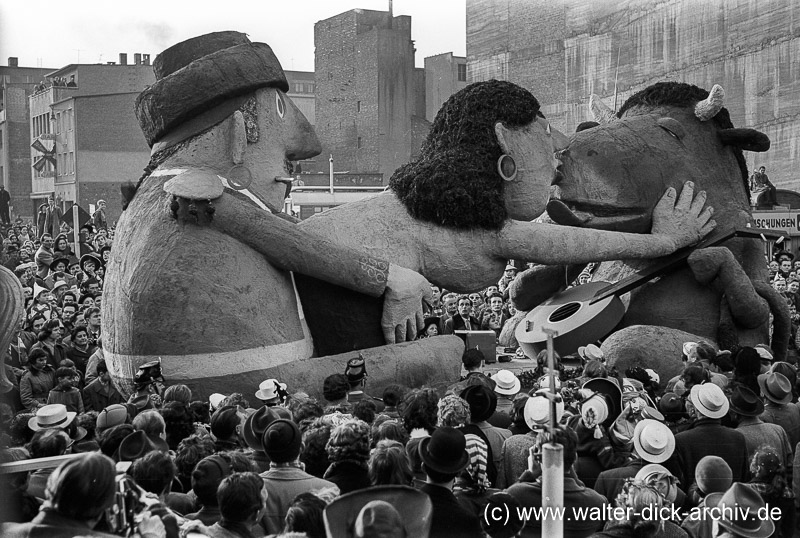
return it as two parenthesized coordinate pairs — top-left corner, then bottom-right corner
(226, 164), (253, 190)
(497, 154), (517, 182)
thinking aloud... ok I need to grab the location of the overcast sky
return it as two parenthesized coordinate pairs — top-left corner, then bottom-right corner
(0, 0), (466, 72)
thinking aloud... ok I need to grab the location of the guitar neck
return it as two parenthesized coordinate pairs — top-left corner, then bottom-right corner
(589, 227), (782, 304)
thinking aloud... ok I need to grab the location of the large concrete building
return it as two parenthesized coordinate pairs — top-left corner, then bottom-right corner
(0, 58), (54, 220)
(466, 0), (800, 190)
(28, 56), (155, 223)
(313, 8), (428, 179)
(424, 52), (468, 122)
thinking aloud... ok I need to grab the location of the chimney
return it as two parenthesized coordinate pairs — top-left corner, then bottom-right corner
(134, 53), (142, 65)
(8, 57), (18, 67)
(142, 53), (151, 66)
(119, 53), (128, 65)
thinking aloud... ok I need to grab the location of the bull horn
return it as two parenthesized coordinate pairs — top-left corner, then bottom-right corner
(0, 265), (25, 393)
(589, 94), (616, 124)
(695, 84), (725, 121)
(718, 128), (770, 152)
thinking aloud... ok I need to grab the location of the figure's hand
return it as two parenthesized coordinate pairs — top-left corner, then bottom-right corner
(651, 181), (716, 249)
(382, 265), (432, 344)
(137, 513), (166, 538)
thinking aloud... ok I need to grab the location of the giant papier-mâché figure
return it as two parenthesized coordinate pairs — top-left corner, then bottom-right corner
(505, 82), (787, 380)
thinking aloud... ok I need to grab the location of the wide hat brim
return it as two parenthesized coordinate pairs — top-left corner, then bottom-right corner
(79, 253), (104, 270)
(419, 435), (470, 475)
(632, 419), (675, 464)
(28, 410), (77, 431)
(729, 398), (765, 417)
(494, 377), (521, 396)
(324, 486), (432, 538)
(757, 374), (792, 405)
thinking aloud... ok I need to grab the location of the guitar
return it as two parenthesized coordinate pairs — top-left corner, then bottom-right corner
(515, 226), (782, 357)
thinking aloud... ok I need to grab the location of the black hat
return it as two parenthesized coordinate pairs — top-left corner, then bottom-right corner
(210, 405), (240, 440)
(324, 486), (432, 538)
(729, 385), (765, 417)
(117, 430), (158, 462)
(49, 256), (70, 271)
(419, 427), (470, 475)
(459, 384), (498, 423)
(774, 250), (795, 263)
(346, 356), (367, 383)
(79, 252), (104, 271)
(243, 406), (281, 451)
(262, 419), (302, 463)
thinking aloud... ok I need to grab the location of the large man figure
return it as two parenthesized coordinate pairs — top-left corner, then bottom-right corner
(103, 32), (451, 396)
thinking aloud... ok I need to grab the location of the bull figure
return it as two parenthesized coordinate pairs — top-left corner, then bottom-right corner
(507, 82), (787, 380)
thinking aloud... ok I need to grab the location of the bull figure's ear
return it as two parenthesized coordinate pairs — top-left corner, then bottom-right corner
(718, 128), (770, 152)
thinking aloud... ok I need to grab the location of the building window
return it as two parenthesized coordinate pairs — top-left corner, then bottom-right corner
(306, 83), (315, 93)
(68, 151), (74, 174)
(0, 130), (3, 149)
(357, 101), (361, 112)
(458, 63), (467, 82)
(294, 82), (304, 93)
(357, 136), (362, 148)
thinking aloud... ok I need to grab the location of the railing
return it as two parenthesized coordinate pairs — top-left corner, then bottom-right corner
(0, 453), (82, 474)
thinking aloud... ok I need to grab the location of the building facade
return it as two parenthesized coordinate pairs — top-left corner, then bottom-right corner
(28, 58), (155, 224)
(0, 58), (54, 221)
(466, 0), (800, 191)
(424, 52), (468, 122)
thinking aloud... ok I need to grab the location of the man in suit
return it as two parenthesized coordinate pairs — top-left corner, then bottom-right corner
(443, 295), (480, 334)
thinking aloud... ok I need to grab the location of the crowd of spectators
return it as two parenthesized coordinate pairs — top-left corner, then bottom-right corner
(0, 217), (796, 538)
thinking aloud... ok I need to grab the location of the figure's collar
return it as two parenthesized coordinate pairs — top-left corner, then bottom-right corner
(155, 167), (275, 213)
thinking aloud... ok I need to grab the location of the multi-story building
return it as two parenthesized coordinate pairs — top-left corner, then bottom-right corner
(424, 52), (468, 122)
(28, 54), (155, 224)
(0, 58), (54, 221)
(293, 8), (429, 218)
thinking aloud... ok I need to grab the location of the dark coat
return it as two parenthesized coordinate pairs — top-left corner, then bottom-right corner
(593, 459), (644, 507)
(443, 315), (481, 334)
(82, 378), (124, 412)
(668, 418), (749, 487)
(323, 460), (371, 495)
(1, 508), (118, 538)
(419, 483), (484, 538)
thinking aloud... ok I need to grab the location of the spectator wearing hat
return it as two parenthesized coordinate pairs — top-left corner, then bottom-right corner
(446, 348), (496, 396)
(27, 403), (86, 445)
(460, 384), (510, 486)
(259, 419), (336, 534)
(95, 403), (129, 435)
(418, 427), (484, 538)
(322, 373), (351, 412)
(506, 426), (607, 537)
(242, 406), (280, 472)
(681, 456), (733, 538)
(82, 361), (123, 412)
(46, 366), (84, 414)
(594, 419), (676, 507)
(709, 483), (775, 538)
(729, 384), (792, 471)
(255, 378), (287, 407)
(759, 369), (800, 448)
(345, 356), (385, 411)
(567, 378), (626, 489)
(324, 419), (372, 494)
(489, 370), (521, 429)
(324, 485), (433, 538)
(671, 383), (749, 487)
(497, 389), (565, 489)
(211, 405), (247, 452)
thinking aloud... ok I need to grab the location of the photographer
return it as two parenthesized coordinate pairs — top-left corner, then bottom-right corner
(1, 452), (165, 538)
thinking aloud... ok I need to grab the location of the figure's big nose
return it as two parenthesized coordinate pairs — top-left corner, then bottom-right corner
(285, 97), (321, 160)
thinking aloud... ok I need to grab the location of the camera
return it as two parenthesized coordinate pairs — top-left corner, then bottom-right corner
(104, 475), (159, 536)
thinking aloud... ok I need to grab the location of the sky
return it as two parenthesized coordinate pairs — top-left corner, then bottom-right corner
(0, 0), (467, 72)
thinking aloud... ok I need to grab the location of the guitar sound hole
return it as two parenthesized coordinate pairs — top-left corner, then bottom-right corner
(549, 302), (581, 322)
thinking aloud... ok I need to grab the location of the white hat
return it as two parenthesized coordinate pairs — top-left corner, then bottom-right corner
(492, 370), (521, 396)
(504, 263), (517, 271)
(635, 463), (675, 484)
(33, 283), (48, 298)
(255, 378), (287, 402)
(209, 393), (225, 410)
(524, 390), (564, 429)
(52, 280), (68, 291)
(754, 344), (774, 362)
(578, 344), (604, 362)
(633, 419), (675, 463)
(689, 383), (729, 419)
(28, 404), (77, 431)
(644, 369), (660, 385)
(581, 393), (609, 428)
